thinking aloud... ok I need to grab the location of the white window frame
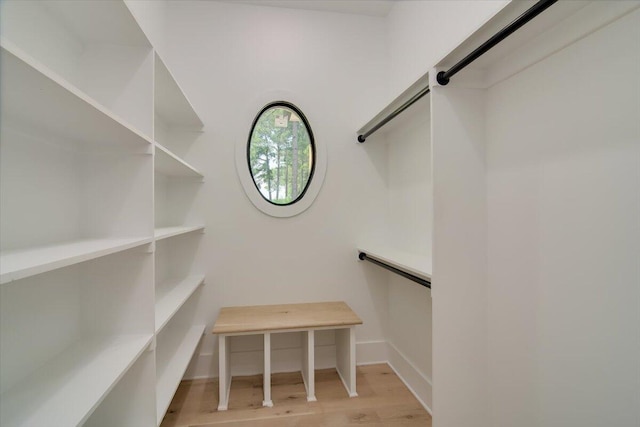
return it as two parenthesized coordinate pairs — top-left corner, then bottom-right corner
(235, 91), (327, 218)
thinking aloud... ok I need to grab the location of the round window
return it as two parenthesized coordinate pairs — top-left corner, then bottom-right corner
(247, 102), (315, 205)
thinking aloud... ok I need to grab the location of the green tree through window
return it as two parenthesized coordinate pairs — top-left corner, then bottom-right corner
(248, 102), (315, 205)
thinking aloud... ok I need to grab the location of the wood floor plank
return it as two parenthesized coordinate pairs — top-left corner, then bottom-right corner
(160, 364), (431, 427)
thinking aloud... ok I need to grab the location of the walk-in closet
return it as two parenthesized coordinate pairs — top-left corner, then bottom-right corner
(1, 1), (638, 426)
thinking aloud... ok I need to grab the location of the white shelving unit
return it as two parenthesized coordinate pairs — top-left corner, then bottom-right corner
(356, 65), (433, 410)
(1, 335), (153, 427)
(152, 51), (206, 425)
(155, 324), (205, 423)
(0, 237), (153, 285)
(155, 143), (204, 178)
(356, 74), (432, 284)
(0, 42), (152, 150)
(0, 1), (206, 425)
(156, 275), (205, 334)
(0, 0), (155, 137)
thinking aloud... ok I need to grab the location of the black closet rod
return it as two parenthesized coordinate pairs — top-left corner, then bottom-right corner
(358, 252), (431, 289)
(357, 85), (430, 143)
(437, 0), (557, 85)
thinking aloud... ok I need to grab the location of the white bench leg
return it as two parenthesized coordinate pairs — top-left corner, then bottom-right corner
(336, 326), (357, 397)
(301, 330), (316, 402)
(218, 335), (231, 411)
(263, 332), (273, 407)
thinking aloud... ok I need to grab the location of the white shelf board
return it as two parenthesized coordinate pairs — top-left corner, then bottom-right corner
(0, 237), (153, 285)
(155, 142), (204, 178)
(357, 246), (432, 281)
(0, 41), (152, 150)
(156, 325), (205, 424)
(154, 53), (203, 129)
(155, 275), (205, 334)
(154, 225), (205, 242)
(356, 73), (430, 140)
(0, 334), (153, 427)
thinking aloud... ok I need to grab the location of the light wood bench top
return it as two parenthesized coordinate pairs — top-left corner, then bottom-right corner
(212, 301), (362, 334)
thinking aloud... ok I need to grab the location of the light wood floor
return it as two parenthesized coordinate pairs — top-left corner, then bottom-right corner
(160, 364), (432, 427)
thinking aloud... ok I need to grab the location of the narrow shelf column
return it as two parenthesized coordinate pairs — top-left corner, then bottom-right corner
(217, 335), (231, 411)
(336, 327), (358, 397)
(301, 330), (316, 402)
(262, 333), (273, 407)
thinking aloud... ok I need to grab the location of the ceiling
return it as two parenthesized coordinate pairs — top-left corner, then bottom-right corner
(221, 1), (397, 17)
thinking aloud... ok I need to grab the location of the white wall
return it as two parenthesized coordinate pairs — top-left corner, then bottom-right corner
(129, 0), (392, 377)
(431, 3), (640, 427)
(485, 8), (640, 426)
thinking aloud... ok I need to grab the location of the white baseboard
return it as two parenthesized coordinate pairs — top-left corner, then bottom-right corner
(386, 342), (433, 415)
(355, 340), (389, 365)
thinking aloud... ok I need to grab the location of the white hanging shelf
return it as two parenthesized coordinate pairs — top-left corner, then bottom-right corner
(0, 41), (152, 150)
(154, 142), (204, 178)
(357, 245), (432, 281)
(155, 275), (205, 334)
(155, 325), (205, 424)
(154, 225), (205, 241)
(0, 334), (153, 427)
(0, 237), (153, 285)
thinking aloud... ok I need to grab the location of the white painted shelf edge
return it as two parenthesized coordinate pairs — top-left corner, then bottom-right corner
(357, 246), (432, 280)
(0, 334), (153, 427)
(154, 225), (205, 242)
(155, 275), (205, 334)
(0, 237), (153, 285)
(154, 142), (204, 178)
(0, 38), (153, 146)
(156, 325), (205, 424)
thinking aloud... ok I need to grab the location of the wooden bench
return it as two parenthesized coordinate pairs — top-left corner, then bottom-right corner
(212, 301), (362, 411)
